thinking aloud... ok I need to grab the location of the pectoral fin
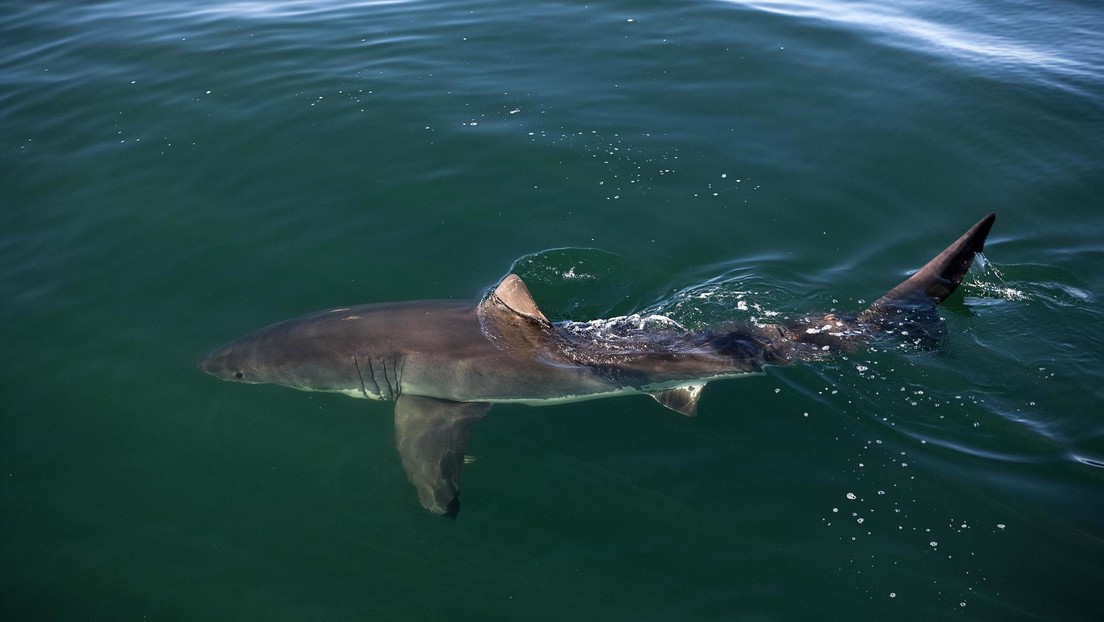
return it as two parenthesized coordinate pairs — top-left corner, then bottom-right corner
(650, 384), (705, 417)
(394, 395), (491, 518)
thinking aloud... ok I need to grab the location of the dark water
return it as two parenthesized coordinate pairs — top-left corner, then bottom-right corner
(3, 1), (1103, 619)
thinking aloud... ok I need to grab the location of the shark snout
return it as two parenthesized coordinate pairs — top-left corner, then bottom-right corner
(198, 345), (249, 382)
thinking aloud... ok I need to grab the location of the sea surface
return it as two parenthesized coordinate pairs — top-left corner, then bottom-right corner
(3, 1), (1103, 620)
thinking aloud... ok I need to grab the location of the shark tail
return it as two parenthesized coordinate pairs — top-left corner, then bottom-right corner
(860, 213), (995, 319)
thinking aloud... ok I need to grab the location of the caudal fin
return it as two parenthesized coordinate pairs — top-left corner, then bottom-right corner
(862, 213), (995, 318)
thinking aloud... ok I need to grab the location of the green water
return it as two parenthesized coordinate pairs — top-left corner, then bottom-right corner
(3, 1), (1103, 619)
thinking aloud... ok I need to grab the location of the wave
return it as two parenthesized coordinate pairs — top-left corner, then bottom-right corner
(725, 0), (1102, 95)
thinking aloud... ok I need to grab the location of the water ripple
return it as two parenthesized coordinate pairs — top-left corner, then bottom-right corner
(727, 0), (1102, 95)
(78, 0), (417, 22)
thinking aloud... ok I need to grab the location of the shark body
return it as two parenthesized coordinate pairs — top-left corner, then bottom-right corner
(200, 214), (996, 517)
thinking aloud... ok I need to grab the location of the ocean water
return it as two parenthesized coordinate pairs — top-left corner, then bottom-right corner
(2, 0), (1103, 619)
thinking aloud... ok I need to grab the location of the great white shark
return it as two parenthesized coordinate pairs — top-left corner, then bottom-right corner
(200, 213), (996, 517)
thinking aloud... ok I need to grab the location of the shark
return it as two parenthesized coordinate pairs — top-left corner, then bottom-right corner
(200, 213), (996, 517)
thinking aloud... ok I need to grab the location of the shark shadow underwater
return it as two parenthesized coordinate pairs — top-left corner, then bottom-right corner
(200, 213), (996, 517)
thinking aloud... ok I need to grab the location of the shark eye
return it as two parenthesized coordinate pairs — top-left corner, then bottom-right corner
(234, 372), (244, 379)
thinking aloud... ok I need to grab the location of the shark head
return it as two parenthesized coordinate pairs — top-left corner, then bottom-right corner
(197, 340), (264, 384)
(198, 316), (371, 398)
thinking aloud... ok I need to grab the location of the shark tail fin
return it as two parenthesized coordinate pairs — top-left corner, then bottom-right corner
(860, 213), (995, 319)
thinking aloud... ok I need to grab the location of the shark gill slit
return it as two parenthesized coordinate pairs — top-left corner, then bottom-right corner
(352, 355), (370, 399)
(367, 355), (396, 401)
(394, 356), (404, 399)
(364, 356), (383, 398)
(381, 356), (394, 400)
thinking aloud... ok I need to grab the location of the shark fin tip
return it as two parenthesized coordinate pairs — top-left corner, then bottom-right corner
(443, 497), (460, 519)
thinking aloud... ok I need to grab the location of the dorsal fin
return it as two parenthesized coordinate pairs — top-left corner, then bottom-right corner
(488, 274), (549, 323)
(478, 274), (563, 357)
